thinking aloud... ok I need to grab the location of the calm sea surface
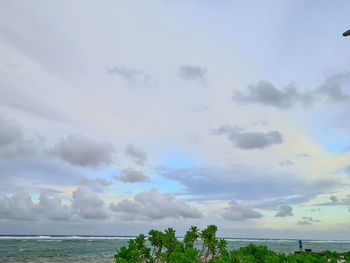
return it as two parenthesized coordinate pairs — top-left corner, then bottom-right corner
(1, 236), (350, 263)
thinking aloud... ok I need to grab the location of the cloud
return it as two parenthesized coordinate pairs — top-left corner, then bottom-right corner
(297, 220), (311, 225)
(106, 66), (154, 87)
(296, 153), (312, 158)
(210, 125), (283, 149)
(125, 144), (147, 165)
(0, 115), (36, 158)
(279, 160), (294, 167)
(232, 81), (310, 109)
(79, 178), (112, 192)
(316, 72), (350, 102)
(110, 189), (202, 220)
(275, 205), (293, 217)
(0, 155), (86, 194)
(0, 193), (37, 221)
(0, 115), (23, 146)
(317, 196), (350, 209)
(0, 193), (71, 221)
(0, 80), (70, 124)
(158, 166), (346, 203)
(0, 188), (112, 222)
(115, 169), (150, 183)
(36, 195), (72, 221)
(298, 216), (321, 225)
(310, 208), (322, 212)
(72, 187), (109, 220)
(191, 105), (209, 112)
(178, 65), (207, 82)
(232, 73), (350, 109)
(221, 201), (263, 221)
(330, 195), (339, 202)
(49, 135), (115, 168)
(302, 216), (321, 222)
(80, 178), (112, 187)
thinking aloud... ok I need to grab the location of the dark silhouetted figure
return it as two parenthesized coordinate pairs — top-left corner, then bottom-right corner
(343, 29), (350, 37)
(298, 240), (303, 252)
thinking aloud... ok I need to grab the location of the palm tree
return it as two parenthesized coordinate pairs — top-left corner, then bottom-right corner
(184, 226), (200, 248)
(164, 228), (177, 261)
(217, 239), (228, 258)
(134, 234), (152, 262)
(148, 229), (163, 261)
(199, 225), (218, 261)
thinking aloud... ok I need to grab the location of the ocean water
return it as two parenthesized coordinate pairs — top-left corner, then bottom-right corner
(1, 236), (350, 262)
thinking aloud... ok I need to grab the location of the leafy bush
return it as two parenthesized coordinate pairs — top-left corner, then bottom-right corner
(114, 225), (349, 263)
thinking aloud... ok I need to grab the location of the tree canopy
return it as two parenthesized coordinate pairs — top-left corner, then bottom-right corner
(114, 225), (350, 263)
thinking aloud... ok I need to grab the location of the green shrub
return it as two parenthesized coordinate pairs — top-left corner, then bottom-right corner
(114, 225), (349, 263)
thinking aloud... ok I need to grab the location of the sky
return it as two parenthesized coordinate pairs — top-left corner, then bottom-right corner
(0, 0), (350, 239)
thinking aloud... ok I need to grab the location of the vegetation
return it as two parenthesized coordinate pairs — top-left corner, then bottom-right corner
(114, 225), (350, 263)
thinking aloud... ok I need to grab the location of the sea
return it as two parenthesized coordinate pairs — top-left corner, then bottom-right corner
(1, 236), (350, 263)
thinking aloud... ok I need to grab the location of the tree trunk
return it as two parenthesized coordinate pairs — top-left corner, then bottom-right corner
(199, 243), (205, 258)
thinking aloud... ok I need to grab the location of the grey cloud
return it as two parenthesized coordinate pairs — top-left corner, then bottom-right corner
(251, 118), (269, 126)
(36, 188), (63, 195)
(279, 160), (294, 167)
(233, 73), (350, 110)
(302, 216), (321, 222)
(115, 169), (150, 183)
(0, 156), (85, 194)
(297, 216), (322, 225)
(191, 105), (209, 112)
(297, 216), (321, 225)
(0, 115), (36, 158)
(36, 195), (72, 221)
(72, 187), (109, 220)
(255, 194), (317, 210)
(221, 201), (263, 221)
(211, 125), (283, 149)
(159, 166), (287, 200)
(106, 66), (154, 87)
(49, 135), (115, 168)
(296, 153), (312, 158)
(0, 115), (23, 146)
(110, 189), (202, 220)
(233, 81), (310, 109)
(275, 205), (293, 217)
(158, 166), (346, 203)
(0, 188), (111, 222)
(0, 193), (37, 221)
(80, 178), (112, 187)
(316, 72), (350, 102)
(125, 145), (147, 165)
(330, 195), (338, 202)
(297, 220), (311, 225)
(79, 178), (112, 192)
(317, 196), (350, 209)
(178, 65), (207, 82)
(310, 208), (322, 212)
(0, 91), (70, 124)
(0, 193), (71, 221)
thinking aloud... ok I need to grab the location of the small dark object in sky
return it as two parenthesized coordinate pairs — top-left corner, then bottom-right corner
(343, 29), (350, 37)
